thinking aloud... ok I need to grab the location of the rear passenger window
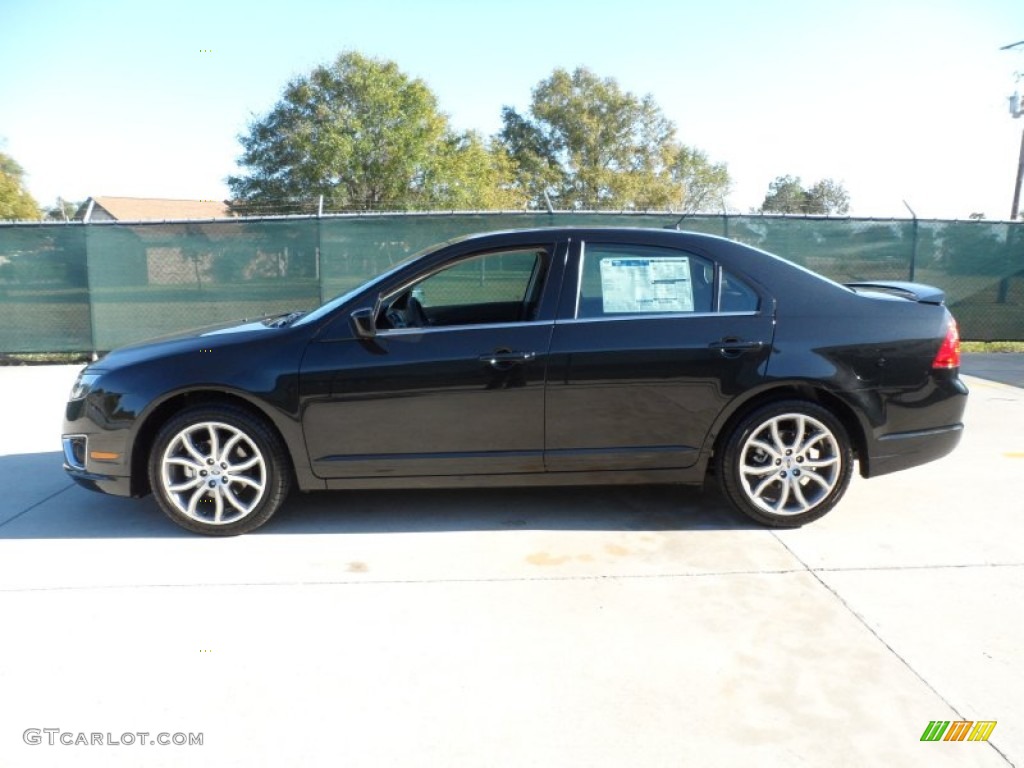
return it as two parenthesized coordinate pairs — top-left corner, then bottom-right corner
(720, 270), (760, 312)
(577, 244), (714, 318)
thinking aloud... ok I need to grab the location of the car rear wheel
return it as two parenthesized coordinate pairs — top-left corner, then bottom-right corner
(148, 405), (291, 536)
(718, 400), (853, 527)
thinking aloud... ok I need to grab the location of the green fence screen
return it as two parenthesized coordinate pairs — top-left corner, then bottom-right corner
(1, 213), (1021, 352)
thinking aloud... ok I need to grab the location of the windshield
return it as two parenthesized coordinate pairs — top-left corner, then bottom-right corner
(292, 244), (441, 328)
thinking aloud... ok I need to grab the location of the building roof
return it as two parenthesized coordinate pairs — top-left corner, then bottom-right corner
(75, 196), (232, 221)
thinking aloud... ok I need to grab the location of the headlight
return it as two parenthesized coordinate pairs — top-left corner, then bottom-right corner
(69, 372), (100, 401)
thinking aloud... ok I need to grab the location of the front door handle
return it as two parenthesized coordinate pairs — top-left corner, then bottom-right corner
(478, 350), (536, 367)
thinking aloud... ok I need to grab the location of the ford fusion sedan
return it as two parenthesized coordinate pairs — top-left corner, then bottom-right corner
(62, 227), (967, 535)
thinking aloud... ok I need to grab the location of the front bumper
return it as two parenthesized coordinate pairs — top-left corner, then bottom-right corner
(63, 399), (135, 496)
(63, 464), (133, 497)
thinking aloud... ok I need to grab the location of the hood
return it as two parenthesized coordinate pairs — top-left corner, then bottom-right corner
(91, 316), (284, 371)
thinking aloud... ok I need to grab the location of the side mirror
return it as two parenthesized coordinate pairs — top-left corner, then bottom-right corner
(350, 307), (376, 339)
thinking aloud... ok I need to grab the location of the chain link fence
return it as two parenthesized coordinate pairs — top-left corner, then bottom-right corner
(1, 212), (1021, 353)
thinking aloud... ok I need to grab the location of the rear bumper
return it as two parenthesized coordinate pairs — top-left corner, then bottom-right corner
(861, 371), (968, 478)
(865, 423), (964, 477)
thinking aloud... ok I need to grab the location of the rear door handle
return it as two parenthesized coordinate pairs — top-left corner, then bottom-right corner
(478, 350), (536, 366)
(709, 339), (765, 356)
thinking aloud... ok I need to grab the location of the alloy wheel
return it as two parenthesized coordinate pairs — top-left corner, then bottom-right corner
(159, 421), (267, 525)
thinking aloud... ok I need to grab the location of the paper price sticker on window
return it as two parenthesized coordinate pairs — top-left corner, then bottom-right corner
(599, 257), (694, 313)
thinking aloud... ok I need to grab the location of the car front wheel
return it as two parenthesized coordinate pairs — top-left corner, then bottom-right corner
(718, 400), (853, 527)
(148, 405), (291, 535)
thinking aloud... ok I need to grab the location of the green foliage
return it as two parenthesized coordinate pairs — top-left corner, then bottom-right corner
(759, 175), (850, 215)
(498, 67), (730, 211)
(228, 52), (525, 212)
(420, 131), (527, 210)
(44, 199), (81, 222)
(0, 152), (41, 221)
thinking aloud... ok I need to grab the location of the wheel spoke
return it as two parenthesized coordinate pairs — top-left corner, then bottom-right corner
(229, 474), (262, 490)
(789, 477), (810, 511)
(182, 433), (207, 464)
(227, 455), (261, 473)
(773, 479), (791, 512)
(793, 416), (806, 452)
(207, 425), (220, 467)
(186, 487), (206, 516)
(167, 476), (203, 493)
(222, 484), (251, 514)
(218, 433), (243, 464)
(213, 491), (224, 523)
(165, 456), (204, 472)
(803, 456), (839, 469)
(751, 474), (779, 498)
(743, 463), (778, 477)
(796, 430), (825, 456)
(801, 468), (833, 490)
(748, 439), (781, 460)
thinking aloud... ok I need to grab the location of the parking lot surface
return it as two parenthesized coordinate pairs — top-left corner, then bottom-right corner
(0, 358), (1021, 767)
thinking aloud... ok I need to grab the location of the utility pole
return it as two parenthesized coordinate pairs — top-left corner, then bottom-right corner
(999, 41), (1024, 304)
(1005, 40), (1024, 219)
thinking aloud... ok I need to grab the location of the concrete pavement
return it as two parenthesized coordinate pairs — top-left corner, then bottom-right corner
(0, 359), (1020, 767)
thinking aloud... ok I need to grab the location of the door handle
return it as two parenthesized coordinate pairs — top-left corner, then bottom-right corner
(478, 350), (536, 366)
(709, 338), (764, 357)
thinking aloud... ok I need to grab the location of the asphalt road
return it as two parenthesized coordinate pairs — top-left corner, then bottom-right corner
(0, 357), (1021, 767)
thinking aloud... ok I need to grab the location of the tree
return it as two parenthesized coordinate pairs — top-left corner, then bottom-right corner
(0, 152), (41, 221)
(228, 51), (525, 212)
(760, 175), (850, 215)
(44, 198), (81, 222)
(807, 179), (850, 215)
(419, 131), (526, 210)
(498, 67), (730, 211)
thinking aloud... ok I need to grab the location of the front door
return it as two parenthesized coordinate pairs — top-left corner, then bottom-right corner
(301, 242), (563, 479)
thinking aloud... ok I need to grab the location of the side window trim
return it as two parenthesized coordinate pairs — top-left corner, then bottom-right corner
(573, 241), (587, 319)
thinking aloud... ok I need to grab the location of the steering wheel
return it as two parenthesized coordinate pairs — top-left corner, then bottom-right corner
(385, 307), (407, 329)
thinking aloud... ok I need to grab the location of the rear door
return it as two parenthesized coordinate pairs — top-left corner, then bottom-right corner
(544, 236), (775, 472)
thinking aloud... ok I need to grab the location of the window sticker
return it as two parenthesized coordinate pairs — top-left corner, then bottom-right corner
(599, 257), (694, 313)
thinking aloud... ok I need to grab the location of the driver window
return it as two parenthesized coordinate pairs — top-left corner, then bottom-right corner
(382, 247), (549, 329)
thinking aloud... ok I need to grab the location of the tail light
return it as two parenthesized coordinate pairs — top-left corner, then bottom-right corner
(932, 317), (961, 369)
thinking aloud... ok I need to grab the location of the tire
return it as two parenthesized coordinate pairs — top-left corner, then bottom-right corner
(148, 405), (292, 536)
(717, 400), (853, 528)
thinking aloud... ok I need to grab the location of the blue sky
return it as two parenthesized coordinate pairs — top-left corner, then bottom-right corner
(1, 0), (1021, 218)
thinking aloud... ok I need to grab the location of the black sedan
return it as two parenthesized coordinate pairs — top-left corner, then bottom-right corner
(62, 227), (967, 535)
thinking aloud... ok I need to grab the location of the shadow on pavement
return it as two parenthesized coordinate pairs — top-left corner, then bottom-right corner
(961, 353), (1024, 388)
(0, 452), (754, 538)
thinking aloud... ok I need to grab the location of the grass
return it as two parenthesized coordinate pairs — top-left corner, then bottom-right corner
(0, 352), (93, 365)
(960, 341), (1024, 353)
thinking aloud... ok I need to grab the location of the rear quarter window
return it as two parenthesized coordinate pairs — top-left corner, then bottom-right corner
(720, 270), (760, 312)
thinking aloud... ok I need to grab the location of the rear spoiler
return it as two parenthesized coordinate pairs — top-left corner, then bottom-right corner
(844, 280), (946, 305)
